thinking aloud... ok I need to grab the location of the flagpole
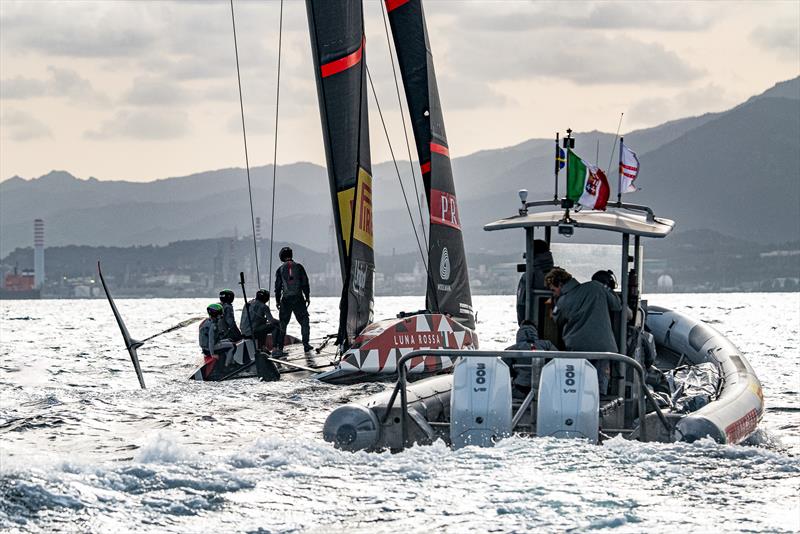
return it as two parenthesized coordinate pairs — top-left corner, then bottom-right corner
(553, 132), (560, 201)
(617, 136), (623, 204)
(606, 112), (624, 182)
(564, 128), (573, 207)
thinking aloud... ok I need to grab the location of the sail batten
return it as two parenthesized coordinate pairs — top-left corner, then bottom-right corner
(385, 0), (475, 329)
(307, 0), (375, 345)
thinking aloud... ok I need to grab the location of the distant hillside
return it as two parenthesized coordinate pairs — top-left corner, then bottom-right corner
(2, 77), (798, 256)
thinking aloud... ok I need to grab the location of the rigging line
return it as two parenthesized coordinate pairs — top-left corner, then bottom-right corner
(365, 65), (439, 309)
(268, 0), (284, 292)
(605, 112), (625, 178)
(229, 0), (261, 287)
(379, 0), (429, 256)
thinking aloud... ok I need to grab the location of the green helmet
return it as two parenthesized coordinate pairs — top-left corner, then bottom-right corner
(207, 303), (224, 317)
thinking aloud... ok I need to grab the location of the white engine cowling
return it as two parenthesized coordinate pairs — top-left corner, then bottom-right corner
(537, 359), (599, 442)
(450, 356), (512, 449)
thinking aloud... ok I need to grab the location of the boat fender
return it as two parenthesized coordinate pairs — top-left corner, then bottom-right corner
(450, 356), (512, 449)
(323, 404), (381, 452)
(537, 359), (599, 442)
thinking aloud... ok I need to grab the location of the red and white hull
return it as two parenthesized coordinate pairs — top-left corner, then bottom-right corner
(316, 313), (477, 384)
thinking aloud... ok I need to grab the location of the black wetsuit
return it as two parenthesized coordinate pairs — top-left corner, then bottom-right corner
(274, 260), (311, 351)
(240, 299), (278, 350)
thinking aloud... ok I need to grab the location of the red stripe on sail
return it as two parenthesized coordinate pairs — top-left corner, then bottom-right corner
(385, 0), (411, 12)
(420, 161), (431, 174)
(321, 40), (364, 78)
(620, 163), (638, 171)
(430, 142), (450, 157)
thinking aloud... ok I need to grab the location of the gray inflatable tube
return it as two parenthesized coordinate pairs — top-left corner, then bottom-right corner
(646, 306), (764, 444)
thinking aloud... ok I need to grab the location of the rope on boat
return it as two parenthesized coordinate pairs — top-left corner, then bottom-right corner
(365, 65), (439, 310)
(268, 0), (284, 292)
(229, 0), (261, 287)
(379, 0), (429, 258)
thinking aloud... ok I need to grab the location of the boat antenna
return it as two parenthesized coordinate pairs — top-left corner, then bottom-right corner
(229, 0), (261, 287)
(553, 131), (560, 200)
(365, 65), (439, 309)
(267, 0), (284, 293)
(605, 112), (624, 180)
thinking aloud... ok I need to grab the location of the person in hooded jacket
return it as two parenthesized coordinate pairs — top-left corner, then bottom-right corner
(545, 267), (622, 395)
(516, 239), (555, 325)
(218, 289), (242, 342)
(199, 303), (235, 359)
(240, 288), (279, 351)
(504, 320), (556, 398)
(274, 247), (312, 354)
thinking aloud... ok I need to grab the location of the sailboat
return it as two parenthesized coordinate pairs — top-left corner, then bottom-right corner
(306, 0), (477, 383)
(101, 0), (477, 386)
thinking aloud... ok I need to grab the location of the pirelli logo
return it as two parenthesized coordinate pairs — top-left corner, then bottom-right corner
(430, 188), (461, 230)
(353, 168), (374, 249)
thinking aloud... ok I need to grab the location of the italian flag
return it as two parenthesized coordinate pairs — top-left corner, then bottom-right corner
(566, 149), (610, 210)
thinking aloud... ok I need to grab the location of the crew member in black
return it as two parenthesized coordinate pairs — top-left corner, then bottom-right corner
(274, 247), (312, 354)
(218, 289), (242, 341)
(240, 288), (279, 351)
(516, 239), (555, 325)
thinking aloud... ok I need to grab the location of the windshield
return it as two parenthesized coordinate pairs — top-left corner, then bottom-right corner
(549, 243), (642, 290)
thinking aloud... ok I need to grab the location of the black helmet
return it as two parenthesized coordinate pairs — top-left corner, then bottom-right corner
(279, 246), (293, 262)
(255, 288), (269, 303)
(591, 270), (617, 290)
(207, 303), (223, 317)
(219, 289), (235, 304)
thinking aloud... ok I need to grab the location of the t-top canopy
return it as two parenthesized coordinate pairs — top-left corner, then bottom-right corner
(484, 208), (675, 238)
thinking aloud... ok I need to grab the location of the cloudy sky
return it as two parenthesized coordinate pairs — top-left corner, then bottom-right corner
(1, 0), (798, 182)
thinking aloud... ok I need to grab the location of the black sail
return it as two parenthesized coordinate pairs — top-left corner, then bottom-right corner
(385, 0), (474, 329)
(307, 0), (374, 344)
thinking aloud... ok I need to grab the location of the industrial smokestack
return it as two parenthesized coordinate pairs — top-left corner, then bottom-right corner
(34, 219), (44, 289)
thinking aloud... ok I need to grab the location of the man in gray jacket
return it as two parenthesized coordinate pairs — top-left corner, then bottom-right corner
(545, 267), (622, 394)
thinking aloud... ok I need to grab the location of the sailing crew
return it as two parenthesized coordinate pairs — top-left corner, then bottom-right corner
(199, 303), (235, 362)
(274, 247), (312, 354)
(504, 320), (556, 398)
(516, 239), (555, 325)
(545, 267), (622, 395)
(240, 288), (279, 351)
(218, 289), (242, 342)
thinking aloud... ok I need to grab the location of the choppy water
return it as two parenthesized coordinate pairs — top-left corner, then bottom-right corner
(1, 294), (798, 533)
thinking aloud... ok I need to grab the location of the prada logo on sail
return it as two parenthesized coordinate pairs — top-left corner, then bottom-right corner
(430, 189), (461, 230)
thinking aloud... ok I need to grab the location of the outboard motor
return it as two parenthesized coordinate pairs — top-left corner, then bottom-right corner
(450, 357), (512, 449)
(323, 404), (380, 452)
(537, 359), (599, 442)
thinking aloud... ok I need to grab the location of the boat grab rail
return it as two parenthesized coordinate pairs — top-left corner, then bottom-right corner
(521, 198), (656, 222)
(383, 349), (672, 451)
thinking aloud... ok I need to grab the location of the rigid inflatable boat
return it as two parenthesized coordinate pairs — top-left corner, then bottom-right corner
(322, 196), (764, 451)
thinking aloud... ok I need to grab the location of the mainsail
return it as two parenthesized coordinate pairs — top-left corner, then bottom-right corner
(384, 0), (475, 329)
(307, 0), (375, 345)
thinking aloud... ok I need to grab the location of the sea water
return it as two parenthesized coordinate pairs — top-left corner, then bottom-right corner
(1, 294), (798, 533)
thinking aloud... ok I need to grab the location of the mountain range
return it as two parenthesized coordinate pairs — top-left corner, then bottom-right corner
(1, 77), (798, 260)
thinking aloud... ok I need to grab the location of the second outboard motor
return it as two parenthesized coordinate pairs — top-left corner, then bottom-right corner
(450, 357), (512, 449)
(537, 359), (599, 442)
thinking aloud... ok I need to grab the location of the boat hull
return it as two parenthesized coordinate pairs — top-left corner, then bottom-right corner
(322, 306), (764, 451)
(316, 313), (477, 384)
(646, 306), (764, 444)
